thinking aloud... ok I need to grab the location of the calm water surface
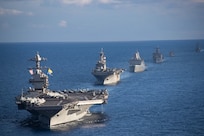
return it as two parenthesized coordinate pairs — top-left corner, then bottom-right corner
(0, 40), (204, 136)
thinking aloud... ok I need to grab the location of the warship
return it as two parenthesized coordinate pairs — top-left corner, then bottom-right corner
(153, 47), (164, 63)
(15, 52), (108, 129)
(92, 48), (124, 85)
(128, 51), (146, 72)
(195, 43), (201, 52)
(169, 51), (175, 57)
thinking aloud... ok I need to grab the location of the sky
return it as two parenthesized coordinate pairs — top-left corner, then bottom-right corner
(0, 0), (204, 42)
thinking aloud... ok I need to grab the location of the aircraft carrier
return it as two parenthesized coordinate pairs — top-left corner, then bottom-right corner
(129, 51), (146, 72)
(15, 52), (108, 129)
(92, 48), (124, 85)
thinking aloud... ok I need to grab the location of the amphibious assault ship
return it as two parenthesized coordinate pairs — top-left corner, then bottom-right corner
(15, 52), (108, 128)
(92, 49), (124, 85)
(153, 47), (164, 63)
(129, 51), (146, 72)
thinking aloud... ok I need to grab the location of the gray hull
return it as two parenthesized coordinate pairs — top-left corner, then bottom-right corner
(129, 51), (146, 73)
(92, 69), (123, 85)
(129, 64), (146, 72)
(153, 47), (164, 63)
(16, 90), (108, 128)
(153, 58), (164, 63)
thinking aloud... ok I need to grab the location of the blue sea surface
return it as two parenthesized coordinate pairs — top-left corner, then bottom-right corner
(0, 40), (204, 136)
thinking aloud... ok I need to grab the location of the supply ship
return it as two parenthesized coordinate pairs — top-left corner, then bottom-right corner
(15, 52), (108, 129)
(129, 51), (146, 72)
(153, 47), (164, 63)
(92, 49), (124, 85)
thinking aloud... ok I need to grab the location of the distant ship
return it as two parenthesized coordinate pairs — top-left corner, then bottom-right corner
(169, 51), (175, 57)
(153, 47), (164, 63)
(128, 51), (146, 72)
(195, 43), (201, 52)
(15, 52), (109, 129)
(92, 48), (124, 85)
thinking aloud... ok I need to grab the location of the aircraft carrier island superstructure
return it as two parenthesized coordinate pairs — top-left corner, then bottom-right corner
(153, 47), (164, 63)
(129, 51), (146, 72)
(15, 52), (108, 128)
(92, 49), (124, 85)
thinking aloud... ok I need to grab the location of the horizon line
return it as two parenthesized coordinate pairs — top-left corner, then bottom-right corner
(0, 38), (204, 44)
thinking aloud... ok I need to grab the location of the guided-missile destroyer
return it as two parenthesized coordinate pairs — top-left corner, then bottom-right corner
(15, 52), (108, 129)
(129, 51), (146, 72)
(153, 47), (164, 63)
(92, 49), (124, 85)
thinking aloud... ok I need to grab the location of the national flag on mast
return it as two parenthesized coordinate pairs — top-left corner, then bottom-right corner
(47, 68), (53, 76)
(29, 69), (33, 75)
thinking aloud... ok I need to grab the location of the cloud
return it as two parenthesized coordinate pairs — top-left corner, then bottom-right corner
(60, 0), (123, 6)
(0, 7), (23, 15)
(60, 0), (92, 6)
(98, 0), (122, 4)
(26, 12), (34, 16)
(0, 7), (33, 16)
(58, 20), (67, 27)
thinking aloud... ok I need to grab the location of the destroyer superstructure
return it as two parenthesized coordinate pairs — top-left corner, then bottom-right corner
(15, 52), (108, 128)
(129, 51), (146, 72)
(153, 47), (164, 63)
(92, 48), (124, 85)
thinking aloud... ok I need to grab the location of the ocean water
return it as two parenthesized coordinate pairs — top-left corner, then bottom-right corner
(0, 40), (204, 136)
